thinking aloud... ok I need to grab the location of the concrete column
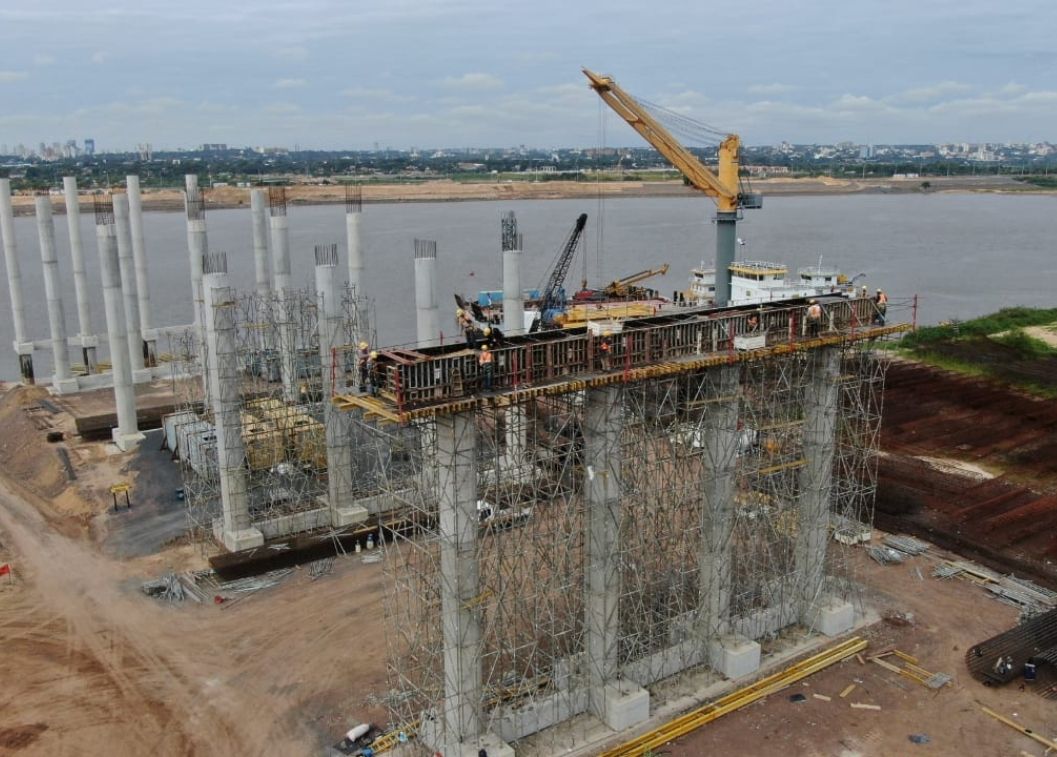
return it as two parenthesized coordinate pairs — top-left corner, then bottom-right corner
(250, 189), (271, 297)
(126, 175), (156, 365)
(414, 239), (440, 347)
(269, 197), (297, 401)
(584, 386), (649, 730)
(203, 254), (264, 552)
(0, 178), (34, 383)
(346, 207), (363, 295)
(34, 195), (74, 388)
(315, 245), (367, 529)
(183, 175), (207, 330)
(714, 211), (738, 306)
(796, 347), (851, 636)
(62, 177), (97, 373)
(112, 194), (145, 372)
(696, 365), (759, 677)
(501, 212), (524, 336)
(95, 202), (142, 451)
(436, 411), (483, 752)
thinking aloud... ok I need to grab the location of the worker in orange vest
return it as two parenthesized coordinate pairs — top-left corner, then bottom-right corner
(806, 299), (823, 337)
(479, 344), (494, 391)
(598, 331), (612, 371)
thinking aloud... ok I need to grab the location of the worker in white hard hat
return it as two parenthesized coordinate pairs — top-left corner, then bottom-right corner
(478, 343), (494, 391)
(598, 330), (613, 371)
(873, 289), (888, 326)
(806, 298), (823, 337)
(357, 341), (370, 392)
(457, 308), (477, 348)
(482, 324), (505, 349)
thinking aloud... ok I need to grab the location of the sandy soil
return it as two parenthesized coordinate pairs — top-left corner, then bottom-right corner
(7, 175), (1044, 215)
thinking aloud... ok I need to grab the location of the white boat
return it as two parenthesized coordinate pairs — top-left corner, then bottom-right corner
(687, 258), (857, 306)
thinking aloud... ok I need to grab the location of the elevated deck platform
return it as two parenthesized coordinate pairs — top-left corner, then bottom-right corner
(335, 296), (908, 423)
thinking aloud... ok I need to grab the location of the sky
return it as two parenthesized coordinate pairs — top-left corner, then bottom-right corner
(2, 0), (1056, 151)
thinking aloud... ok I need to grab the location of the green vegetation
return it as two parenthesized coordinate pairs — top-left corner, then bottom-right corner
(1015, 175), (1057, 189)
(898, 307), (1057, 397)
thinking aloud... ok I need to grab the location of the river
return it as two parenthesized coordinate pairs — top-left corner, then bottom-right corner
(1, 193), (1055, 380)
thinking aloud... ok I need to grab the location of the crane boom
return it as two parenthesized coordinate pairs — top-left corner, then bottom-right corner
(530, 213), (588, 333)
(583, 68), (760, 306)
(604, 264), (669, 297)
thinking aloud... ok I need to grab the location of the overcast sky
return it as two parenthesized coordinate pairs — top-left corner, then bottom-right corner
(2, 0), (1055, 151)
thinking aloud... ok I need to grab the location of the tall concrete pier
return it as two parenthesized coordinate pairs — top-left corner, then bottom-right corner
(414, 239), (440, 347)
(250, 188), (271, 297)
(268, 188), (297, 401)
(501, 211), (524, 336)
(112, 194), (145, 372)
(345, 185), (364, 295)
(314, 244), (367, 529)
(183, 174), (208, 331)
(62, 177), (98, 373)
(202, 253), (264, 552)
(34, 194), (73, 388)
(94, 198), (142, 451)
(0, 178), (34, 382)
(126, 175), (156, 365)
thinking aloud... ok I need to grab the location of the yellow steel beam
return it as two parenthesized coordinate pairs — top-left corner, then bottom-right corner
(599, 636), (868, 757)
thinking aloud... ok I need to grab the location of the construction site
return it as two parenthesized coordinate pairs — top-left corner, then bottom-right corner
(1, 69), (1056, 757)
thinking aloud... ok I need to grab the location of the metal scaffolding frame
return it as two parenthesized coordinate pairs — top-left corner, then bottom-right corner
(348, 319), (898, 752)
(167, 283), (374, 545)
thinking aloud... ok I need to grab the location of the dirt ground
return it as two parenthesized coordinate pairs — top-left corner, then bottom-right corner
(1, 371), (1056, 756)
(6, 175), (1043, 215)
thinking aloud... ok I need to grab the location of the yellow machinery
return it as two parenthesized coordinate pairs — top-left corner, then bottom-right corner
(602, 263), (670, 298)
(583, 68), (761, 306)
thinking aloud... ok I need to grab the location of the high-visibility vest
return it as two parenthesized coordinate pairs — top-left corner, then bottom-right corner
(479, 350), (493, 365)
(807, 304), (822, 319)
(877, 293), (888, 305)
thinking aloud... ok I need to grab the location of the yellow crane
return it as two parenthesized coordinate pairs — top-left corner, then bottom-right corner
(602, 263), (670, 298)
(583, 68), (761, 306)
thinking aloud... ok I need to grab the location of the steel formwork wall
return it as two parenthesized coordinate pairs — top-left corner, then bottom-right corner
(168, 286), (374, 544)
(357, 337), (891, 751)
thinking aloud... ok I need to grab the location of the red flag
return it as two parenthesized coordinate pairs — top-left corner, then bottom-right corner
(0, 564), (10, 577)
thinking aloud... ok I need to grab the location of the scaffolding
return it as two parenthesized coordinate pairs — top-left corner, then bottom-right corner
(343, 299), (903, 753)
(168, 281), (374, 545)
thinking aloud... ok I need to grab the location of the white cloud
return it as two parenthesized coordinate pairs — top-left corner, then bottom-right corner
(442, 72), (503, 91)
(275, 78), (307, 89)
(273, 46), (308, 62)
(0, 70), (27, 83)
(263, 102), (302, 115)
(748, 83), (796, 96)
(90, 51), (108, 65)
(341, 87), (413, 103)
(32, 54), (54, 66)
(894, 81), (971, 103)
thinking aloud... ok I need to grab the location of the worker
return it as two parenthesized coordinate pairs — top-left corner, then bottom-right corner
(357, 341), (370, 392)
(1024, 659), (1038, 682)
(806, 299), (823, 337)
(458, 308), (477, 349)
(478, 344), (494, 392)
(598, 331), (612, 371)
(874, 289), (888, 326)
(482, 325), (505, 349)
(747, 313), (760, 332)
(367, 351), (382, 397)
(861, 285), (868, 298)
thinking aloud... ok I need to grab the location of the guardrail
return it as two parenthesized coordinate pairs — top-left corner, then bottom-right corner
(373, 297), (882, 413)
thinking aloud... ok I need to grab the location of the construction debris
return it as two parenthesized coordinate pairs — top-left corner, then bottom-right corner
(867, 545), (905, 565)
(812, 693), (831, 702)
(934, 560), (1057, 617)
(839, 683), (856, 699)
(980, 706), (1057, 752)
(141, 567), (294, 605)
(850, 702), (881, 710)
(870, 650), (951, 689)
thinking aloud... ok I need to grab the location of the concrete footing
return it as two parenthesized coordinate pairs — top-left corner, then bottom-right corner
(111, 427), (146, 452)
(328, 501), (369, 528)
(803, 597), (855, 637)
(599, 680), (650, 731)
(452, 732), (514, 757)
(221, 527), (265, 553)
(709, 634), (762, 679)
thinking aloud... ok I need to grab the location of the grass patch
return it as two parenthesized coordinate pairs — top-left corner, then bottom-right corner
(901, 307), (1057, 349)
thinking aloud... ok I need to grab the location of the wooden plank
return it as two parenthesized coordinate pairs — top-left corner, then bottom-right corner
(812, 694), (832, 702)
(980, 706), (1057, 751)
(839, 683), (856, 698)
(850, 703), (881, 710)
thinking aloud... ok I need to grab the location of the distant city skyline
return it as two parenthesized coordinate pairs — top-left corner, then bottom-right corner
(2, 1), (1056, 149)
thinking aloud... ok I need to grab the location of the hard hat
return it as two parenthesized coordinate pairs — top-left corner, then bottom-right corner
(877, 288), (882, 293)
(481, 344), (489, 350)
(809, 299), (816, 304)
(483, 327), (492, 336)
(456, 308), (464, 316)
(603, 330), (612, 337)
(370, 351), (378, 359)
(359, 341), (368, 349)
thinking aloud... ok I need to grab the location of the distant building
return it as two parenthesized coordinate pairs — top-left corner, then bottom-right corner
(859, 144), (873, 159)
(199, 143), (228, 152)
(84, 138), (95, 156)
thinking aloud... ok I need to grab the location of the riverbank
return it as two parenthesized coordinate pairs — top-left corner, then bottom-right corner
(7, 174), (1052, 215)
